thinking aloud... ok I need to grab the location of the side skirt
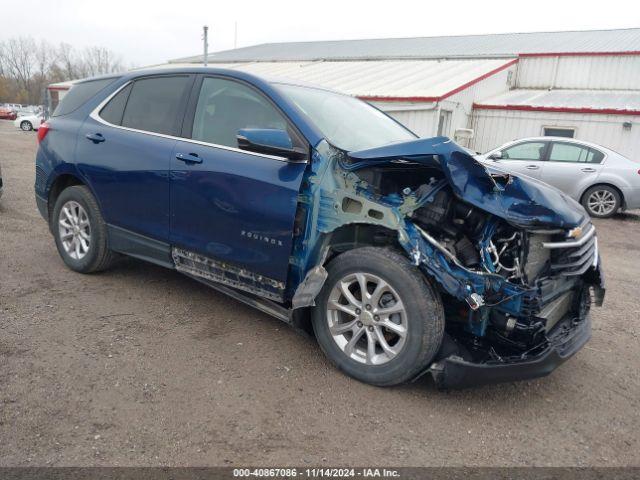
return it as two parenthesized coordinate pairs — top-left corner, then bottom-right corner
(183, 273), (291, 323)
(172, 247), (286, 302)
(105, 226), (292, 323)
(107, 225), (174, 268)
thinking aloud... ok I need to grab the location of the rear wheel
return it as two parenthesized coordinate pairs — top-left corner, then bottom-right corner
(20, 121), (33, 131)
(312, 247), (444, 386)
(582, 185), (621, 218)
(51, 185), (117, 273)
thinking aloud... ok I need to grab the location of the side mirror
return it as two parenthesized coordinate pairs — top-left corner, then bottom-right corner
(237, 128), (306, 161)
(489, 151), (503, 161)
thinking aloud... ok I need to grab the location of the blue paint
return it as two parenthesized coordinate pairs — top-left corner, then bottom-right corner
(347, 136), (587, 229)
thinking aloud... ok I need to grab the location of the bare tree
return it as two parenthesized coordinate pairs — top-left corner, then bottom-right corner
(2, 37), (37, 96)
(79, 46), (125, 77)
(0, 36), (126, 104)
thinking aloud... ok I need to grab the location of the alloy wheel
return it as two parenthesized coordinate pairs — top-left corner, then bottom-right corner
(58, 200), (91, 260)
(587, 189), (617, 216)
(326, 272), (408, 365)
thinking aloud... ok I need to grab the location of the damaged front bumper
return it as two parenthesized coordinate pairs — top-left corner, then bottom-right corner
(429, 311), (592, 390)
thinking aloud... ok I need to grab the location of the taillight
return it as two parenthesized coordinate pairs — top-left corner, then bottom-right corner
(37, 122), (50, 143)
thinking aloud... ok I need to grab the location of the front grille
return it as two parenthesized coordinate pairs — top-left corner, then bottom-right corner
(543, 223), (598, 276)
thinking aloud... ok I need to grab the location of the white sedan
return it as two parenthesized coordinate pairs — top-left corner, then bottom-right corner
(14, 113), (44, 132)
(475, 137), (640, 218)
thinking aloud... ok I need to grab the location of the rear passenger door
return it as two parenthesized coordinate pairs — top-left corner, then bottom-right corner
(77, 74), (193, 261)
(541, 141), (605, 199)
(169, 76), (308, 301)
(494, 141), (548, 180)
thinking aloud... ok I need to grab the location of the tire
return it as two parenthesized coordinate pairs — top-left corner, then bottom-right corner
(20, 121), (33, 131)
(582, 185), (621, 218)
(51, 185), (117, 273)
(312, 247), (444, 386)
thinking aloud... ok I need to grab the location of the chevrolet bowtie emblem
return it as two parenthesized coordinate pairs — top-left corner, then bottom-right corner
(568, 226), (583, 239)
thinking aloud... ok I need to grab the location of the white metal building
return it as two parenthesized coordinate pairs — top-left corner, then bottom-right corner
(166, 28), (640, 159)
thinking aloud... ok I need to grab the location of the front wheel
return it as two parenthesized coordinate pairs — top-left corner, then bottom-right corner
(312, 247), (444, 386)
(20, 121), (33, 131)
(582, 185), (621, 218)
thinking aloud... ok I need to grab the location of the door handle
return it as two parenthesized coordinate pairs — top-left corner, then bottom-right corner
(85, 133), (105, 144)
(525, 165), (540, 170)
(581, 167), (596, 173)
(176, 152), (203, 164)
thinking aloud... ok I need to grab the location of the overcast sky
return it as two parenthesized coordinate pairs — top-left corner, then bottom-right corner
(2, 0), (637, 66)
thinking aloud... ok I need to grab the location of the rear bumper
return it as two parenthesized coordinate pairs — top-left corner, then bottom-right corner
(429, 312), (592, 390)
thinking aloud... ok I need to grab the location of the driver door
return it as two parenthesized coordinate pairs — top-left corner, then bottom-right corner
(169, 75), (308, 300)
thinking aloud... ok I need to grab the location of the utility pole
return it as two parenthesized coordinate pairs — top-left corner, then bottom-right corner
(203, 25), (209, 66)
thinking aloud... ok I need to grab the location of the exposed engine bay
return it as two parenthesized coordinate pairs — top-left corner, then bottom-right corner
(352, 160), (600, 372)
(291, 137), (605, 388)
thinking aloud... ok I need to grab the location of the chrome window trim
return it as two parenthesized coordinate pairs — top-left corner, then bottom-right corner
(89, 80), (307, 164)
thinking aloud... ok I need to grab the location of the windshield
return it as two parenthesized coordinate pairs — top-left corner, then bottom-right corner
(277, 84), (416, 151)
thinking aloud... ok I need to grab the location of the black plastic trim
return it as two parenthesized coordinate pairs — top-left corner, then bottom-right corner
(107, 225), (173, 268)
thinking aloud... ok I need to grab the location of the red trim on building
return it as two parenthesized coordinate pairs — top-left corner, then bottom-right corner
(47, 86), (71, 91)
(519, 51), (640, 58)
(358, 58), (518, 103)
(439, 58), (518, 100)
(473, 103), (640, 116)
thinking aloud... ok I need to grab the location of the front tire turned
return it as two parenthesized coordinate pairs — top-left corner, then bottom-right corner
(312, 247), (444, 386)
(51, 185), (117, 273)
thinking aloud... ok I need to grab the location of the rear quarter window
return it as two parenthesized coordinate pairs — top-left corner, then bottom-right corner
(52, 78), (118, 117)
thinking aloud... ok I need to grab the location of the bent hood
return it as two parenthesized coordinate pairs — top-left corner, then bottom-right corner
(347, 137), (586, 229)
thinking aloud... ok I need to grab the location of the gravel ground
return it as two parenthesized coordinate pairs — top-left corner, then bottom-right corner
(0, 120), (639, 467)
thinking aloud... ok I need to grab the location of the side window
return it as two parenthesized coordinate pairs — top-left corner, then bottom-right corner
(549, 143), (604, 164)
(99, 83), (132, 125)
(191, 77), (288, 148)
(502, 142), (547, 161)
(121, 76), (191, 135)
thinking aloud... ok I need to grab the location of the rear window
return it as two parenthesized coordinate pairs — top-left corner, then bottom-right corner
(52, 78), (118, 117)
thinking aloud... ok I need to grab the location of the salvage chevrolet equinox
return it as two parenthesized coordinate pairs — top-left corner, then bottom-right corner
(35, 68), (605, 389)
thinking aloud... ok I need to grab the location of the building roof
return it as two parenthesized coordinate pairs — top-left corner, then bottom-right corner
(180, 58), (516, 101)
(474, 89), (640, 116)
(172, 28), (640, 63)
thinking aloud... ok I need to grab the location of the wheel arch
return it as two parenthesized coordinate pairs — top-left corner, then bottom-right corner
(47, 172), (88, 224)
(290, 223), (407, 335)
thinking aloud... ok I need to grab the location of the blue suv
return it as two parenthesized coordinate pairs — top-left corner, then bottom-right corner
(35, 68), (605, 388)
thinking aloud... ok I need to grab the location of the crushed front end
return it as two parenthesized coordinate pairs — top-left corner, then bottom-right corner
(293, 136), (605, 389)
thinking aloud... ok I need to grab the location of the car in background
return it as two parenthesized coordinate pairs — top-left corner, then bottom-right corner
(0, 106), (17, 120)
(476, 137), (640, 218)
(14, 112), (44, 131)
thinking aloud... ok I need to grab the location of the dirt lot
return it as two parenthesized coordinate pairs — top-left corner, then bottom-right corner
(0, 119), (639, 467)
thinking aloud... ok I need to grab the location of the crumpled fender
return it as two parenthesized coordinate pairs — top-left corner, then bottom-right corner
(347, 137), (587, 229)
